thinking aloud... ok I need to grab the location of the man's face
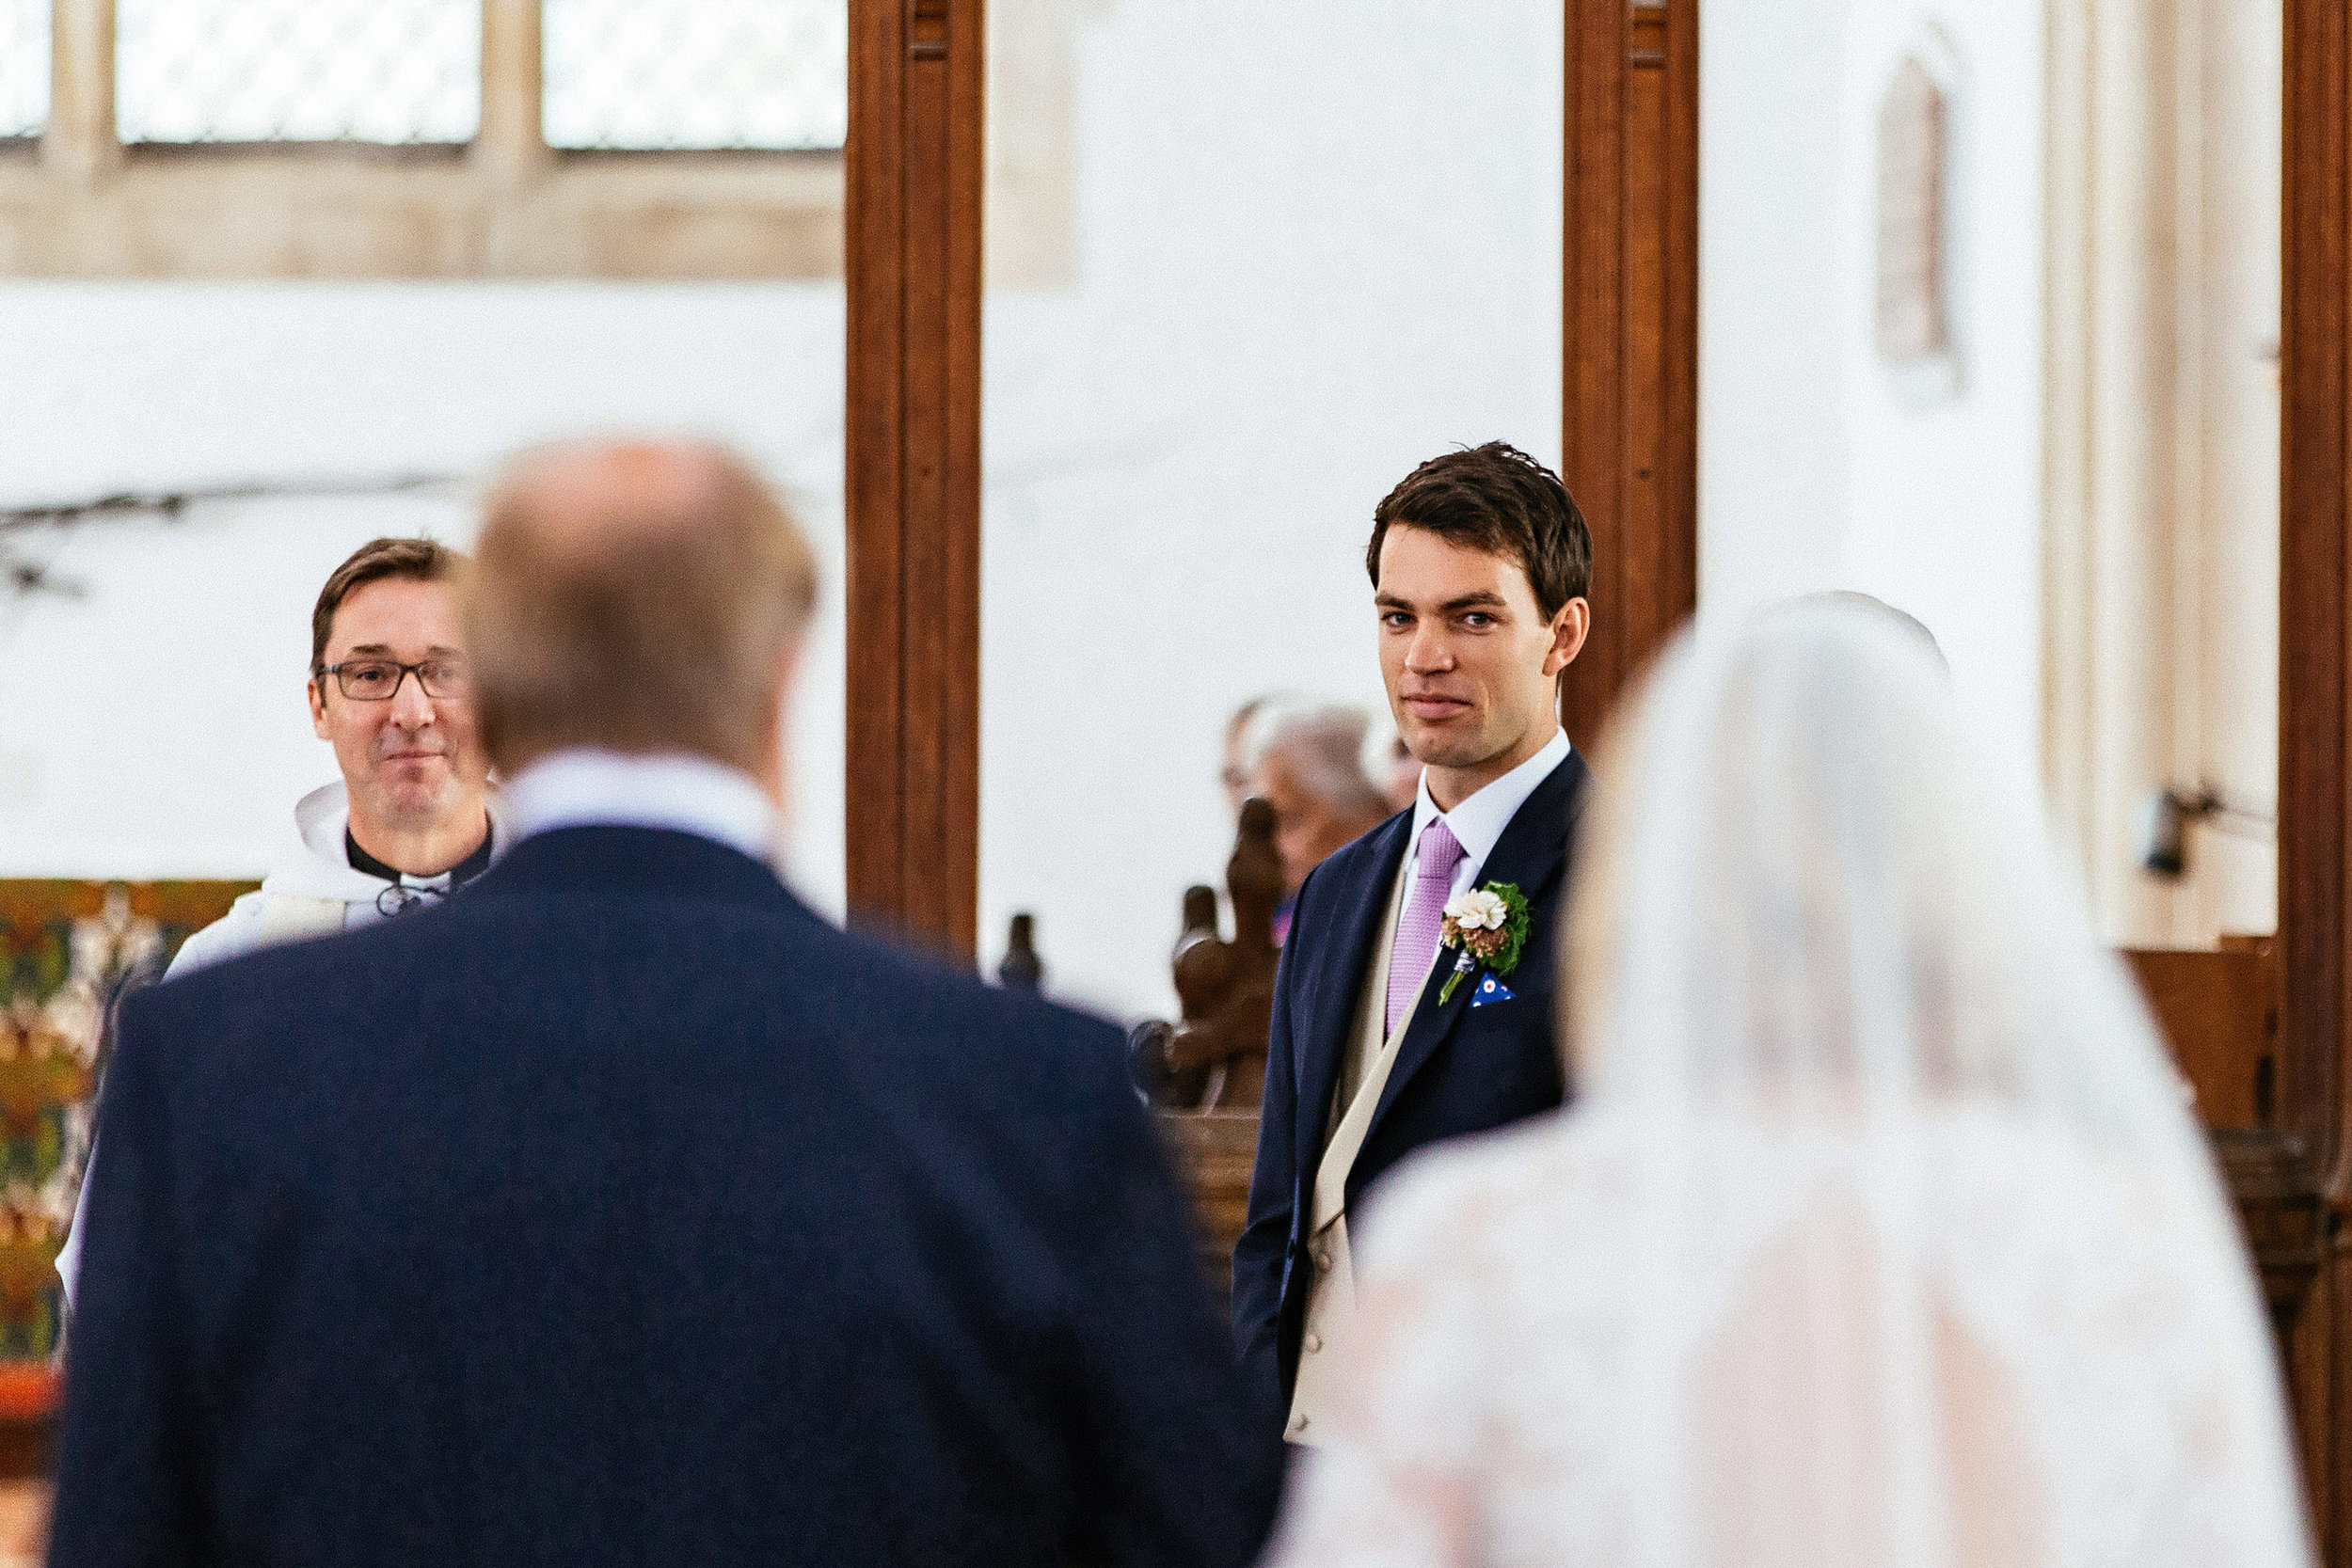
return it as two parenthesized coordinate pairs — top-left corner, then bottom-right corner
(308, 577), (488, 834)
(1375, 525), (1587, 775)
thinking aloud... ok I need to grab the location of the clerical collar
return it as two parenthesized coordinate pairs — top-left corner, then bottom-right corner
(345, 823), (494, 889)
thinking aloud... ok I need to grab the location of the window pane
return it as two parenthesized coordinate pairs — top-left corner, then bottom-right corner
(116, 0), (481, 145)
(1, 0), (46, 139)
(543, 0), (846, 151)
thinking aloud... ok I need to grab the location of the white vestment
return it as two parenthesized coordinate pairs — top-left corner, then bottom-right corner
(57, 781), (503, 1302)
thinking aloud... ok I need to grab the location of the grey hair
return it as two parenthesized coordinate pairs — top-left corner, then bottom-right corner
(1249, 701), (1390, 818)
(1359, 715), (1408, 782)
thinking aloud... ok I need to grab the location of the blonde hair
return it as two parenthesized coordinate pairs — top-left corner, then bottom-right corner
(463, 440), (818, 774)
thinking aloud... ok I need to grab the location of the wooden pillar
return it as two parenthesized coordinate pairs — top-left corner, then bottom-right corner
(2282, 0), (2352, 1555)
(1558, 0), (1698, 745)
(845, 0), (984, 954)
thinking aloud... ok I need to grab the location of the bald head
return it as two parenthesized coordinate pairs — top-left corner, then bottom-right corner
(464, 439), (818, 783)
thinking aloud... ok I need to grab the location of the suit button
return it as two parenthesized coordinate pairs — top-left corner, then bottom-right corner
(1304, 1333), (1322, 1354)
(1312, 1247), (1331, 1270)
(1287, 1414), (1310, 1437)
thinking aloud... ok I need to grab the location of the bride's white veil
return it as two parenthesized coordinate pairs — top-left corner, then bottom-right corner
(1558, 600), (2312, 1568)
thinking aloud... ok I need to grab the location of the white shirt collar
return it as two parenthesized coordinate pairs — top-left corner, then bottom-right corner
(1408, 727), (1573, 874)
(500, 748), (778, 865)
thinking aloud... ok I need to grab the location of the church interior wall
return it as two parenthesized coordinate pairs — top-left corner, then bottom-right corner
(0, 281), (853, 918)
(1699, 0), (2047, 801)
(0, 0), (1565, 1025)
(977, 0), (1564, 1022)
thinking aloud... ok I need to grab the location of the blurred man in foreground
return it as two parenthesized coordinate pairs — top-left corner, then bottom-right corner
(56, 535), (495, 1303)
(51, 440), (1279, 1568)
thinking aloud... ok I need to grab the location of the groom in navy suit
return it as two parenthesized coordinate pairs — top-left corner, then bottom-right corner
(1232, 442), (1593, 1444)
(52, 441), (1278, 1568)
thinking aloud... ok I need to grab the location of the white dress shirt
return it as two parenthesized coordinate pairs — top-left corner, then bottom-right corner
(501, 748), (779, 865)
(1388, 727), (1573, 954)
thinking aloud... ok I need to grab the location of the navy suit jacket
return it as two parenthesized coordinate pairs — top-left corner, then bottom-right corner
(1231, 751), (1590, 1421)
(52, 826), (1279, 1568)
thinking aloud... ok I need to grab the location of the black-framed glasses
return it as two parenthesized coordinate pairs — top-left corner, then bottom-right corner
(315, 657), (469, 702)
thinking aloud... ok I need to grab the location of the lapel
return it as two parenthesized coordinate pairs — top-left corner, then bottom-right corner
(1362, 748), (1592, 1145)
(1292, 812), (1413, 1178)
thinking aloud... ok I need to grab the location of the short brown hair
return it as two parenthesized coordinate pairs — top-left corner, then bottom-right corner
(463, 440), (819, 773)
(311, 537), (463, 672)
(1365, 442), (1592, 621)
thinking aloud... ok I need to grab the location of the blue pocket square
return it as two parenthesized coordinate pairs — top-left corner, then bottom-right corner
(1470, 974), (1516, 1007)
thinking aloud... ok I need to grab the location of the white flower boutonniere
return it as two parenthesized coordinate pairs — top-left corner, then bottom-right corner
(1436, 880), (1531, 1004)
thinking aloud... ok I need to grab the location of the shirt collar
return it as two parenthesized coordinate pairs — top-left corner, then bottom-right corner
(343, 824), (493, 889)
(500, 748), (778, 865)
(1409, 727), (1573, 871)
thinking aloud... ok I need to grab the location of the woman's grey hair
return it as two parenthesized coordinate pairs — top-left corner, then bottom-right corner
(1247, 701), (1389, 817)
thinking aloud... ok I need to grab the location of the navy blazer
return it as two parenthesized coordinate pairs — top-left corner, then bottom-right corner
(1231, 751), (1589, 1420)
(52, 826), (1279, 1568)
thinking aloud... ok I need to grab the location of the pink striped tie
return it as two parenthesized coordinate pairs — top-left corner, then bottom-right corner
(1387, 818), (1466, 1036)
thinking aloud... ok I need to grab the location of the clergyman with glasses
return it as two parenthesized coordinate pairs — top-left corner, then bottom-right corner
(56, 535), (498, 1302)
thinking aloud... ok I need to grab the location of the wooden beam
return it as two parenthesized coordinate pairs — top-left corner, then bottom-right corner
(2280, 0), (2350, 1550)
(844, 0), (983, 955)
(1558, 0), (1698, 746)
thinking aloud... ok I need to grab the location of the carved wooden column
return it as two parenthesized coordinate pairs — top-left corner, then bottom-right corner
(1558, 0), (1698, 744)
(845, 0), (984, 954)
(2282, 0), (2352, 1554)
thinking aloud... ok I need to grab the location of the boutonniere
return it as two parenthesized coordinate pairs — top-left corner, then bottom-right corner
(1437, 881), (1531, 1005)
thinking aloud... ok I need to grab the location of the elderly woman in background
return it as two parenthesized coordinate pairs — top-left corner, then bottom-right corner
(1266, 601), (2310, 1568)
(1246, 700), (1394, 942)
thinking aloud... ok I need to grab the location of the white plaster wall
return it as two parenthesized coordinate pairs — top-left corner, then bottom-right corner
(980, 0), (1564, 1021)
(1701, 1), (2046, 793)
(0, 284), (850, 915)
(0, 2), (1563, 1026)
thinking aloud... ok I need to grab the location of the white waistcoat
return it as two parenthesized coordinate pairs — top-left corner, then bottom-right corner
(1286, 853), (1435, 1446)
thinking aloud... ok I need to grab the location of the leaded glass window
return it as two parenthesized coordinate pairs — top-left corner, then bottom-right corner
(115, 0), (481, 146)
(1, 0), (48, 140)
(542, 0), (847, 152)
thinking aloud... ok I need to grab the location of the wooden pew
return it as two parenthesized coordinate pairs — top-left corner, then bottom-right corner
(2123, 939), (2321, 1357)
(2126, 936), (2280, 1128)
(1155, 1111), (1259, 1306)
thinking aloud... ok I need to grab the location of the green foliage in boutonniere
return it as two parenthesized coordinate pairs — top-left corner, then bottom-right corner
(1436, 880), (1531, 1004)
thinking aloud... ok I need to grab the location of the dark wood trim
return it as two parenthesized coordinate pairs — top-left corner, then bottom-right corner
(1558, 0), (1699, 745)
(2282, 0), (2352, 1551)
(844, 0), (984, 954)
